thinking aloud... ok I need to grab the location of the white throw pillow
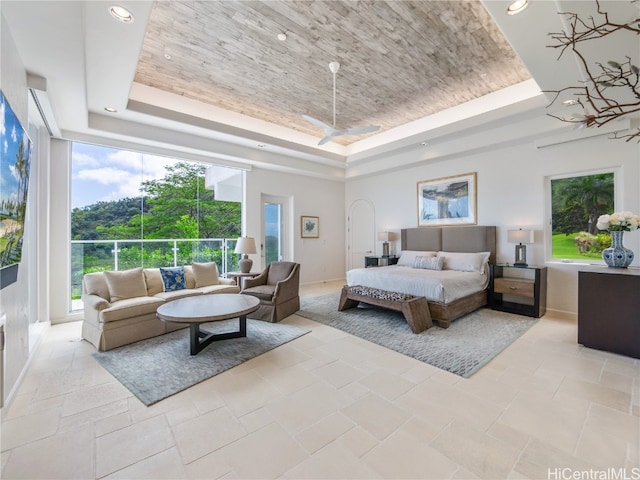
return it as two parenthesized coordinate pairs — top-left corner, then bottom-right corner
(437, 251), (490, 273)
(397, 250), (437, 266)
(413, 255), (444, 271)
(192, 262), (220, 287)
(103, 267), (148, 302)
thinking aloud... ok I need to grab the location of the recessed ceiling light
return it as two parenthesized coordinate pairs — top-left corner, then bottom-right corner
(507, 0), (528, 15)
(109, 5), (134, 23)
(104, 106), (117, 113)
(277, 33), (287, 41)
(420, 141), (429, 147)
(164, 53), (172, 60)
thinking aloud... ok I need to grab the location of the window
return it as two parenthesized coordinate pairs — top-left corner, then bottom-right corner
(550, 171), (615, 261)
(70, 143), (243, 310)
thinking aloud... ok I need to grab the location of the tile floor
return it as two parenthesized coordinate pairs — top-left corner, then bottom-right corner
(1, 280), (638, 479)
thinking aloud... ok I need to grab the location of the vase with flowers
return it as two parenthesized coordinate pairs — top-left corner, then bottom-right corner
(596, 211), (640, 268)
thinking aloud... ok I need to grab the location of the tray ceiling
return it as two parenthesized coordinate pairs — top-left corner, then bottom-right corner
(134, 0), (532, 145)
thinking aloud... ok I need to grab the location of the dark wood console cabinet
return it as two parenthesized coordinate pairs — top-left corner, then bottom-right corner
(578, 267), (640, 359)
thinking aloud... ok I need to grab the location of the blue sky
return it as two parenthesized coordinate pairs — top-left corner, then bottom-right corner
(1, 92), (31, 215)
(71, 143), (182, 209)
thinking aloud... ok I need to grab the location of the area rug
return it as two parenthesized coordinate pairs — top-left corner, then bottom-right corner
(298, 294), (538, 378)
(93, 320), (310, 406)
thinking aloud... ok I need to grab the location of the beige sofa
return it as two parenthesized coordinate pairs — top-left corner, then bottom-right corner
(81, 263), (239, 351)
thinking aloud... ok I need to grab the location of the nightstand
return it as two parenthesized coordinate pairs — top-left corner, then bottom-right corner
(490, 264), (547, 317)
(364, 255), (399, 267)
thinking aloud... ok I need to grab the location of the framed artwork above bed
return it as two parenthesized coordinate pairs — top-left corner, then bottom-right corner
(417, 172), (477, 227)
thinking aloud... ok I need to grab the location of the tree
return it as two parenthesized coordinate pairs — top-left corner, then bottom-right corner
(552, 173), (614, 235)
(71, 198), (146, 240)
(70, 161), (241, 240)
(139, 162), (241, 239)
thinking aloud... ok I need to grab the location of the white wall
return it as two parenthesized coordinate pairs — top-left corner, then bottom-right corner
(0, 12), (35, 404)
(245, 167), (345, 285)
(346, 124), (640, 319)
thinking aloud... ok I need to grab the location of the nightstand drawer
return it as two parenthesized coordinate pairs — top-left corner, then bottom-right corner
(494, 278), (534, 298)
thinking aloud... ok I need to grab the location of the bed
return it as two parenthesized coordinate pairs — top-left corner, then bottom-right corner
(346, 225), (496, 328)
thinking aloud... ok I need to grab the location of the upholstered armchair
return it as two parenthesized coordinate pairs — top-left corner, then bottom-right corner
(241, 261), (300, 322)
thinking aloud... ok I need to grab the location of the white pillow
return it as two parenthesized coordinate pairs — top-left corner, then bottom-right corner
(103, 267), (148, 302)
(192, 262), (220, 287)
(397, 250), (437, 266)
(413, 255), (444, 271)
(437, 251), (490, 273)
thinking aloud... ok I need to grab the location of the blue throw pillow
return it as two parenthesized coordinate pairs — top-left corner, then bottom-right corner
(159, 267), (186, 292)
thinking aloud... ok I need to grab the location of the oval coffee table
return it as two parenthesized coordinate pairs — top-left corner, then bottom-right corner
(156, 294), (259, 355)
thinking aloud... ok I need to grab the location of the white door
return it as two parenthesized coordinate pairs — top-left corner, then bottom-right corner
(348, 199), (375, 269)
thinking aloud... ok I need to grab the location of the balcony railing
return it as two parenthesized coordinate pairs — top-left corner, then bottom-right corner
(70, 238), (241, 311)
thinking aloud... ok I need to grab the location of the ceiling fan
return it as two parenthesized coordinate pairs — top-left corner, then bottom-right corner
(303, 62), (380, 146)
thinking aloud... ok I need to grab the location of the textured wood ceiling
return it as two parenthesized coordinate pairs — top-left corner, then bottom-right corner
(134, 0), (532, 145)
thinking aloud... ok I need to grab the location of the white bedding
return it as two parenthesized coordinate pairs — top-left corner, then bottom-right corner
(346, 265), (489, 303)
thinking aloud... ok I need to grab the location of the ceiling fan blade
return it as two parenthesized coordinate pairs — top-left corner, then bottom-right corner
(317, 134), (335, 146)
(343, 125), (381, 135)
(302, 115), (332, 132)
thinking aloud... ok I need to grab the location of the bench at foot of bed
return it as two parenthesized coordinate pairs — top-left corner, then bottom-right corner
(338, 285), (433, 334)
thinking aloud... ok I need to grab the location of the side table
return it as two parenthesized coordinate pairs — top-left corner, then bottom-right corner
(226, 271), (260, 289)
(490, 264), (547, 318)
(364, 255), (399, 268)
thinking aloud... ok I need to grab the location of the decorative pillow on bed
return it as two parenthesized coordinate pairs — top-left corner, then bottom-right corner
(437, 251), (490, 273)
(159, 267), (187, 292)
(413, 255), (444, 270)
(397, 250), (437, 267)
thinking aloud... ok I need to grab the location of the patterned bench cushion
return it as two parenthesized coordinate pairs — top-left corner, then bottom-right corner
(348, 285), (416, 302)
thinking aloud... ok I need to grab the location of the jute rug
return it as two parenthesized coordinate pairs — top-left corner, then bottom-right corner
(298, 293), (538, 378)
(93, 320), (310, 406)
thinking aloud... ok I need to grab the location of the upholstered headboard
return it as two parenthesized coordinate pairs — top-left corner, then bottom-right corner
(401, 226), (496, 264)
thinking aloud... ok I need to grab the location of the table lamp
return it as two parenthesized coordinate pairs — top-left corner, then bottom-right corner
(234, 236), (257, 273)
(377, 231), (390, 257)
(507, 229), (534, 267)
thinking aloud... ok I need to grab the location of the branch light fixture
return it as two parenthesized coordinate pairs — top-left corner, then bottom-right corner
(507, 229), (534, 267)
(545, 1), (640, 142)
(234, 236), (257, 273)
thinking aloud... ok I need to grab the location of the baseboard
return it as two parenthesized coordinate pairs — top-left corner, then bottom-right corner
(544, 308), (576, 321)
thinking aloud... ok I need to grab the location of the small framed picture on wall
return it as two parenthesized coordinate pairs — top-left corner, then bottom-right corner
(301, 216), (319, 238)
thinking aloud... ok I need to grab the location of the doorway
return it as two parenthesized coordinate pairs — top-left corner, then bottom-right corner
(261, 194), (291, 266)
(348, 199), (375, 269)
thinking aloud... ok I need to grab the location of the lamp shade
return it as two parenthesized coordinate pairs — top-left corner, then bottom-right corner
(507, 229), (534, 244)
(377, 231), (390, 242)
(234, 236), (257, 254)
